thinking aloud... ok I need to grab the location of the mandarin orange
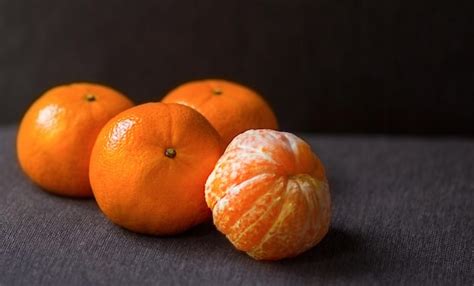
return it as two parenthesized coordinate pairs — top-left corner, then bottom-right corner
(17, 83), (133, 197)
(205, 129), (331, 260)
(162, 79), (278, 146)
(89, 102), (223, 235)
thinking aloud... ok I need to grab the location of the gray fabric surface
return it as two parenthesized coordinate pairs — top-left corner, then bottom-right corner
(0, 125), (472, 285)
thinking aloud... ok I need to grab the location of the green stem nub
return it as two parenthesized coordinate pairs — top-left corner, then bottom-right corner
(165, 148), (177, 158)
(85, 94), (96, 102)
(212, 88), (223, 95)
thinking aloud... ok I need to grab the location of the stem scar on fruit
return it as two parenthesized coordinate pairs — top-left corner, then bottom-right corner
(212, 88), (223, 95)
(165, 148), (177, 158)
(85, 93), (96, 102)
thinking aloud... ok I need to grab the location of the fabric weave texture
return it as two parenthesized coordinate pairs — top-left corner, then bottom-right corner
(0, 125), (472, 285)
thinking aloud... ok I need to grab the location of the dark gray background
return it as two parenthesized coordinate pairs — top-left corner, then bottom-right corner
(1, 0), (473, 134)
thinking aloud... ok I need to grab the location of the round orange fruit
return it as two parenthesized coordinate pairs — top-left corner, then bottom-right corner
(205, 129), (331, 260)
(17, 83), (134, 197)
(162, 79), (278, 146)
(89, 102), (223, 235)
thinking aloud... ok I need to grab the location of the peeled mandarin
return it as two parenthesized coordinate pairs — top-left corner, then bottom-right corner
(205, 129), (331, 260)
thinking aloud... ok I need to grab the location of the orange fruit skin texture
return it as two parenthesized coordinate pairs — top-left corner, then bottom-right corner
(162, 79), (278, 146)
(205, 129), (331, 260)
(89, 102), (223, 235)
(16, 83), (134, 197)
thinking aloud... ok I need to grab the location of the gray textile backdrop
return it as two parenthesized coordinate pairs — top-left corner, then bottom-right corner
(1, 126), (473, 285)
(0, 0), (473, 135)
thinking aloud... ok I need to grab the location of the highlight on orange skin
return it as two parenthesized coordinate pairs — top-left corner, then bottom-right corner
(205, 129), (331, 260)
(162, 79), (278, 146)
(16, 83), (134, 197)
